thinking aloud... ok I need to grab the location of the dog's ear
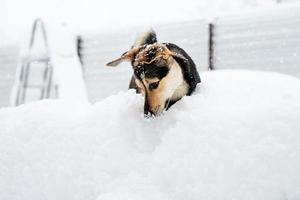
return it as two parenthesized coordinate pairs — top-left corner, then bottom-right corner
(106, 57), (125, 67)
(133, 29), (157, 48)
(107, 29), (157, 67)
(106, 48), (140, 67)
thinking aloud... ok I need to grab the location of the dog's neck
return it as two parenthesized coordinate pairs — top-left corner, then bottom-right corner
(171, 80), (189, 102)
(167, 58), (189, 102)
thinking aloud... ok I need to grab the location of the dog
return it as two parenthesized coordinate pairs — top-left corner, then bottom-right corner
(107, 29), (200, 116)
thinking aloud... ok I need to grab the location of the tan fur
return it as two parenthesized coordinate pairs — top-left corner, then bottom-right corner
(145, 78), (160, 84)
(106, 47), (140, 67)
(107, 43), (185, 68)
(134, 44), (185, 68)
(143, 57), (185, 115)
(135, 79), (145, 96)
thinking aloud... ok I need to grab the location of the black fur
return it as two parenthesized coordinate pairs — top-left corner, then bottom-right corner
(134, 65), (169, 80)
(129, 75), (137, 90)
(131, 29), (157, 49)
(143, 30), (157, 45)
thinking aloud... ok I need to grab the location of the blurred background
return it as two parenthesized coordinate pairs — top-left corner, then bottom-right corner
(1, 0), (295, 43)
(0, 0), (299, 107)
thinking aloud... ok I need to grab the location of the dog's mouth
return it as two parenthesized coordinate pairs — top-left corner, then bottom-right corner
(144, 106), (163, 117)
(144, 98), (171, 117)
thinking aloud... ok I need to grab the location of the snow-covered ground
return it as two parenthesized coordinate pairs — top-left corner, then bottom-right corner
(1, 70), (299, 200)
(1, 1), (300, 199)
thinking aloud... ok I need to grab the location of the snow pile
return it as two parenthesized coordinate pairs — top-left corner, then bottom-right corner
(0, 70), (300, 200)
(9, 22), (88, 106)
(48, 24), (88, 102)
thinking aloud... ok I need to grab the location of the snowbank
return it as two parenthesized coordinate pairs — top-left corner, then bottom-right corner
(0, 70), (300, 200)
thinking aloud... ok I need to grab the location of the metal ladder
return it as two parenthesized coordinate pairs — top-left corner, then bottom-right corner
(15, 19), (53, 106)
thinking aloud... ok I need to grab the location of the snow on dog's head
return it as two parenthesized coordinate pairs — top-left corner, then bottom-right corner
(1, 70), (300, 200)
(106, 30), (200, 116)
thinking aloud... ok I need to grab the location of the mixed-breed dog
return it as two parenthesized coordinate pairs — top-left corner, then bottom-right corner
(107, 29), (201, 116)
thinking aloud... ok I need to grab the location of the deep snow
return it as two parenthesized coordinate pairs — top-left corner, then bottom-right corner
(0, 70), (300, 200)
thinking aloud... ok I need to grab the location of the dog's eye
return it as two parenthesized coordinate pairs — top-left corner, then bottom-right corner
(149, 81), (160, 90)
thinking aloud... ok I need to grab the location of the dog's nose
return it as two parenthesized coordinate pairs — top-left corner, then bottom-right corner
(144, 109), (155, 117)
(144, 102), (155, 116)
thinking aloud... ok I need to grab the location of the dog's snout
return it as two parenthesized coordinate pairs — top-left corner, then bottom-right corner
(144, 100), (154, 116)
(144, 100), (161, 116)
(144, 109), (155, 117)
(144, 103), (164, 117)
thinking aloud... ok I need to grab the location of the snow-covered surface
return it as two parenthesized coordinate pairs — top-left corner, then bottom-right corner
(214, 2), (300, 77)
(8, 22), (88, 106)
(1, 70), (299, 200)
(48, 24), (88, 102)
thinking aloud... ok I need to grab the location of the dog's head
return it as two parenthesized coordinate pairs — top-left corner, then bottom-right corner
(107, 30), (188, 116)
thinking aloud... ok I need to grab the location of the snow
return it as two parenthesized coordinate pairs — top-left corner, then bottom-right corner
(213, 2), (300, 77)
(48, 24), (88, 102)
(0, 70), (300, 200)
(1, 0), (300, 107)
(9, 22), (89, 106)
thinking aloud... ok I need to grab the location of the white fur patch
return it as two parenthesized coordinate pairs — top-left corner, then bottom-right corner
(162, 58), (188, 102)
(171, 80), (189, 101)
